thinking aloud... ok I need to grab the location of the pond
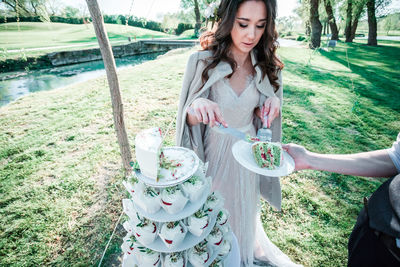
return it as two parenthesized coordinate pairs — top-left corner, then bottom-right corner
(0, 52), (165, 107)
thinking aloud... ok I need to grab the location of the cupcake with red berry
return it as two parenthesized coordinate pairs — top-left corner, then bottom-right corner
(136, 246), (161, 267)
(206, 225), (224, 247)
(188, 240), (211, 267)
(204, 191), (224, 213)
(160, 185), (188, 214)
(159, 221), (187, 249)
(134, 217), (158, 245)
(187, 208), (210, 237)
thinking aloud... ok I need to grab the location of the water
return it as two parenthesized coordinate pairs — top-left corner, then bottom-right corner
(0, 52), (165, 107)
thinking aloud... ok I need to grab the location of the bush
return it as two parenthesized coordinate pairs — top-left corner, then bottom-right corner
(296, 35), (306, 42)
(175, 23), (193, 35)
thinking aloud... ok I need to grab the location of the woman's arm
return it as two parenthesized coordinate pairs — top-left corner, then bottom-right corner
(282, 143), (398, 178)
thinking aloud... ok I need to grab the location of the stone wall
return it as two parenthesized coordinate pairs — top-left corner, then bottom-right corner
(47, 40), (198, 66)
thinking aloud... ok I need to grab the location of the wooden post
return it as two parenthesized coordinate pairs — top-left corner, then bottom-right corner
(86, 0), (132, 174)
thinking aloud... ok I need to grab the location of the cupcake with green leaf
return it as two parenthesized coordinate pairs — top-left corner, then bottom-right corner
(188, 208), (210, 237)
(160, 185), (188, 214)
(136, 185), (161, 214)
(159, 221), (187, 249)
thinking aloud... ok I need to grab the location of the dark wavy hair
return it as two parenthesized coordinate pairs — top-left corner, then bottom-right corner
(199, 0), (283, 92)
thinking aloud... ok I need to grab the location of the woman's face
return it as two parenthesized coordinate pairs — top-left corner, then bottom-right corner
(230, 0), (267, 55)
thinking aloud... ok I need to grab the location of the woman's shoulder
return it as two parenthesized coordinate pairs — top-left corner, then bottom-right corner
(188, 50), (213, 62)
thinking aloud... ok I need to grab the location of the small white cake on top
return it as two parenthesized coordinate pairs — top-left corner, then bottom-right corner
(135, 127), (163, 179)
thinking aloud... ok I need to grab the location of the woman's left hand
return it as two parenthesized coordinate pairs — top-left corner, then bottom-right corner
(256, 96), (280, 128)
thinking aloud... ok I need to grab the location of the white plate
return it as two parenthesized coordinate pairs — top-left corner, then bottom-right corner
(134, 179), (211, 222)
(135, 147), (200, 188)
(232, 140), (295, 177)
(136, 210), (218, 253)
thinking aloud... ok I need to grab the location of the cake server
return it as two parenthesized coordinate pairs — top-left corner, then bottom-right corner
(256, 114), (272, 142)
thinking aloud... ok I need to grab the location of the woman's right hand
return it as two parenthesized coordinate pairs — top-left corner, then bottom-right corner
(187, 98), (228, 128)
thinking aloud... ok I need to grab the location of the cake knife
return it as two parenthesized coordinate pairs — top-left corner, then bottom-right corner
(187, 107), (247, 141)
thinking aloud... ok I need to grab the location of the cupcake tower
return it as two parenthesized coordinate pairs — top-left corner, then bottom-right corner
(121, 128), (236, 267)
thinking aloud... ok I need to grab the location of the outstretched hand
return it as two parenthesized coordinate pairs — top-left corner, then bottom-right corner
(282, 143), (311, 171)
(188, 98), (228, 128)
(255, 96), (280, 128)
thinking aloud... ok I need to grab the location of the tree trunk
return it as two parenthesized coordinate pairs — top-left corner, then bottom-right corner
(85, 0), (133, 174)
(345, 0), (353, 42)
(309, 0), (323, 49)
(367, 0), (377, 46)
(350, 2), (366, 42)
(193, 0), (201, 37)
(323, 0), (339, 40)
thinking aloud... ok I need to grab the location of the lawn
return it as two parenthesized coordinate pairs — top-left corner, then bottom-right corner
(0, 40), (399, 266)
(0, 22), (172, 60)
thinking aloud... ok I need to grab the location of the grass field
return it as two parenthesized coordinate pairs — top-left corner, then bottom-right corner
(0, 40), (399, 266)
(0, 22), (172, 59)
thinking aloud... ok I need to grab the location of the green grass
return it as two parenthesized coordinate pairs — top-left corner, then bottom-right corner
(1, 41), (399, 266)
(0, 22), (172, 59)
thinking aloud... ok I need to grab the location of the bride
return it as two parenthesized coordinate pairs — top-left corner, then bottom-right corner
(176, 0), (302, 266)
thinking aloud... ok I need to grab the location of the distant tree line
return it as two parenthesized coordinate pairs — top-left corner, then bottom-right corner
(0, 0), (194, 35)
(0, 14), (193, 35)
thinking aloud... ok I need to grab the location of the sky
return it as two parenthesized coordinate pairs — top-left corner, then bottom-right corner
(69, 0), (300, 21)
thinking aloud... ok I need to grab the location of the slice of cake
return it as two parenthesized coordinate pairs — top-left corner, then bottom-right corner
(135, 127), (163, 179)
(251, 141), (282, 169)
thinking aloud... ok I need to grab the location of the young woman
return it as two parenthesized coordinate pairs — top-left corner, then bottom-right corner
(176, 0), (301, 266)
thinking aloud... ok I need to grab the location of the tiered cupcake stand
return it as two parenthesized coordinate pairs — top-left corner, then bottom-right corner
(120, 147), (240, 266)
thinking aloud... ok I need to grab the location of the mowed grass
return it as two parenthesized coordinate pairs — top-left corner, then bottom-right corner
(0, 22), (172, 59)
(1, 40), (399, 266)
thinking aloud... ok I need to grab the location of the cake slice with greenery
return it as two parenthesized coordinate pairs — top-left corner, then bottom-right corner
(251, 141), (282, 169)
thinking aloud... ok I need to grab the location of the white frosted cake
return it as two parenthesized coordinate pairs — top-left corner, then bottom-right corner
(135, 127), (163, 179)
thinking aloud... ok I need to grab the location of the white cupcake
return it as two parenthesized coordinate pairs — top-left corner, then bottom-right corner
(216, 209), (229, 226)
(181, 175), (207, 202)
(135, 185), (161, 214)
(122, 178), (144, 202)
(188, 241), (211, 267)
(219, 223), (231, 236)
(187, 208), (210, 237)
(136, 246), (161, 267)
(160, 186), (188, 214)
(218, 239), (232, 259)
(159, 221), (187, 249)
(163, 251), (186, 267)
(206, 225), (224, 247)
(121, 234), (138, 255)
(205, 191), (224, 213)
(134, 217), (158, 245)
